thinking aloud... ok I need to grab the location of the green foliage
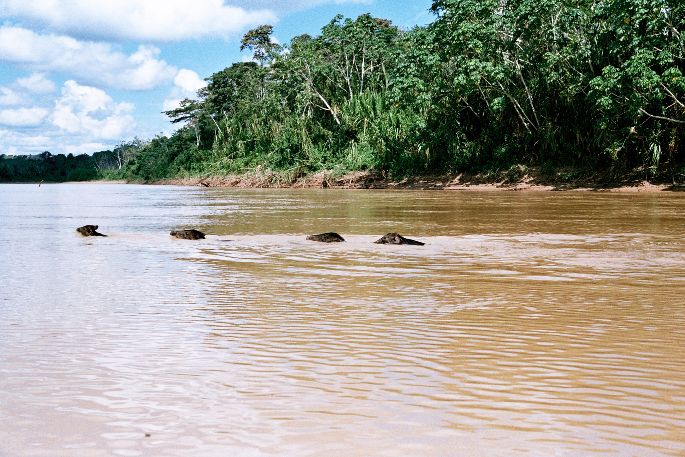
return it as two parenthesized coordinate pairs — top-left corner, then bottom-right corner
(588, 0), (685, 167)
(0, 151), (104, 182)
(7, 4), (681, 184)
(241, 25), (281, 66)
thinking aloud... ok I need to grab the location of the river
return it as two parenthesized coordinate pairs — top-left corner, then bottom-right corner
(0, 183), (684, 456)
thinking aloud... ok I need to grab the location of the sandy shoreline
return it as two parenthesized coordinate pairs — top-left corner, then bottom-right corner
(5, 171), (682, 192)
(155, 170), (684, 193)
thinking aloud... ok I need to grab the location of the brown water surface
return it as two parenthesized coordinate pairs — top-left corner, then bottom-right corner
(0, 184), (684, 456)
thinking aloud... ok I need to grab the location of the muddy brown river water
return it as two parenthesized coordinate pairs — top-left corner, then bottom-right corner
(0, 183), (684, 456)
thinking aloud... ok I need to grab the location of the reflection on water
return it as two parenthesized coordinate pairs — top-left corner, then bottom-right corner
(0, 184), (684, 456)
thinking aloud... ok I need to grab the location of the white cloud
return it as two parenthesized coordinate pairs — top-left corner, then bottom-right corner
(0, 26), (177, 90)
(0, 87), (25, 106)
(161, 99), (181, 113)
(163, 69), (207, 112)
(0, 0), (277, 42)
(247, 0), (371, 11)
(0, 107), (49, 127)
(51, 80), (135, 139)
(174, 69), (207, 94)
(0, 80), (142, 155)
(0, 129), (51, 155)
(121, 46), (179, 91)
(16, 72), (56, 94)
(0, 73), (55, 106)
(63, 142), (109, 155)
(0, 128), (109, 156)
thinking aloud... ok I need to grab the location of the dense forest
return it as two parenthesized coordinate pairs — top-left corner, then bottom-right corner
(2, 0), (684, 184)
(0, 149), (125, 182)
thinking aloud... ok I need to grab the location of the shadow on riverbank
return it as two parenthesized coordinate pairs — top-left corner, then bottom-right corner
(154, 166), (685, 193)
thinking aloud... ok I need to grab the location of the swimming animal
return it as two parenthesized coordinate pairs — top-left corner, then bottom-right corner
(306, 232), (345, 243)
(374, 233), (424, 246)
(76, 225), (107, 237)
(170, 229), (206, 240)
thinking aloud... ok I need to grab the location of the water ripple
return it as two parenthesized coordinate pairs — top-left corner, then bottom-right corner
(0, 185), (684, 456)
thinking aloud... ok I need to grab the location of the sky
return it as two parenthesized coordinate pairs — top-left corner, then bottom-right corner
(0, 0), (434, 156)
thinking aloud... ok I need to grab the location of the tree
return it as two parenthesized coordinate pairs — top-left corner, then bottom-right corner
(589, 0), (684, 168)
(164, 99), (209, 147)
(240, 25), (281, 67)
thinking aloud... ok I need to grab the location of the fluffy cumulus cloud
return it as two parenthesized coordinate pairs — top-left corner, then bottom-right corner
(0, 78), (137, 155)
(174, 69), (208, 95)
(62, 142), (110, 155)
(0, 107), (49, 127)
(0, 73), (53, 115)
(0, 87), (25, 106)
(0, 74), (146, 155)
(247, 0), (371, 12)
(0, 129), (51, 155)
(163, 69), (207, 111)
(51, 80), (135, 140)
(0, 73), (54, 108)
(0, 0), (381, 157)
(0, 0), (277, 42)
(16, 73), (56, 94)
(0, 26), (177, 90)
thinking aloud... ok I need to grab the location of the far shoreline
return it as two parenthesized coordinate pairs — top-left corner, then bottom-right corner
(152, 168), (685, 193)
(4, 169), (684, 193)
(1, 179), (128, 185)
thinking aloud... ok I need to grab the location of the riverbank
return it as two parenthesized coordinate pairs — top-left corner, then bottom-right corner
(4, 166), (683, 192)
(155, 166), (685, 192)
(63, 179), (128, 185)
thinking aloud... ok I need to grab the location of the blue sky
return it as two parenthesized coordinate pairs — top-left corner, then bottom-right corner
(0, 0), (433, 156)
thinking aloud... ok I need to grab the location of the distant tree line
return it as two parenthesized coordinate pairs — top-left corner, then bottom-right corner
(0, 141), (141, 182)
(3, 1), (684, 183)
(0, 151), (96, 182)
